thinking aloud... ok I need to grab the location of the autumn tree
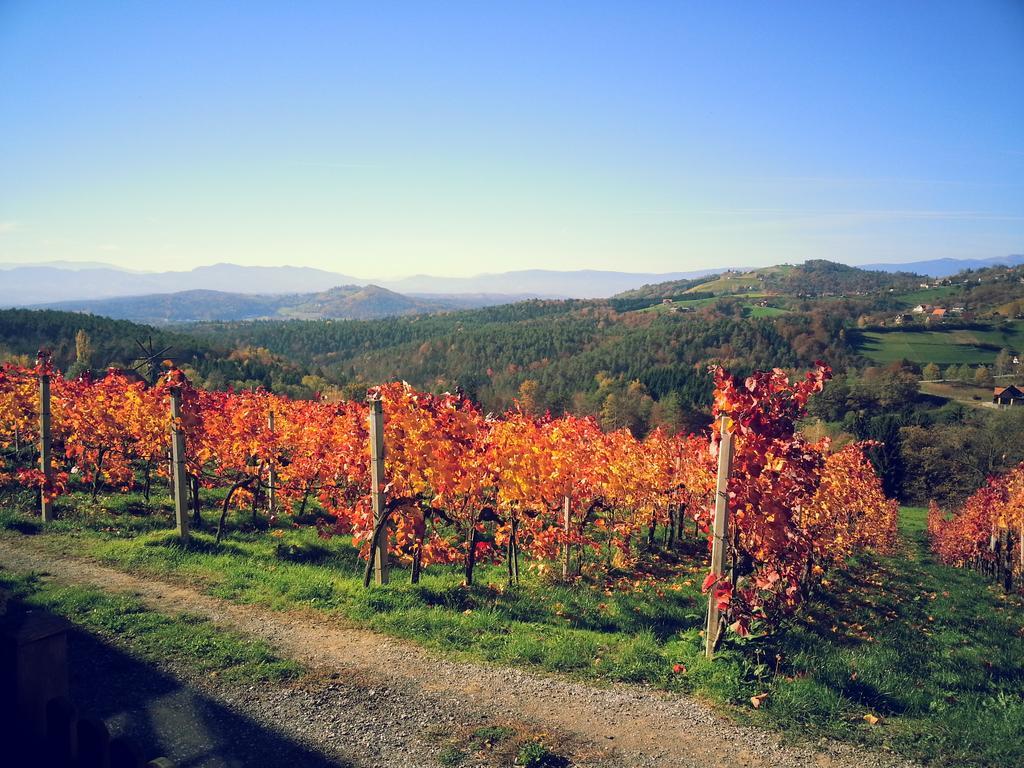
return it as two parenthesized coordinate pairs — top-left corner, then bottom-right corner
(994, 348), (1014, 376)
(974, 365), (995, 388)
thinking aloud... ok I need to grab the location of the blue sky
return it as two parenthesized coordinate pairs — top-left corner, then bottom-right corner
(1, 1), (1022, 276)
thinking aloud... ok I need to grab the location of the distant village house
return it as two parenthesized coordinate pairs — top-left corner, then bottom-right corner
(993, 385), (1023, 407)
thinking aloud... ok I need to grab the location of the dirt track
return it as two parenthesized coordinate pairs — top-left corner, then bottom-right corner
(0, 535), (917, 768)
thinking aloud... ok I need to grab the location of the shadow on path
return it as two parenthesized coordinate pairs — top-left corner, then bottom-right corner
(67, 628), (353, 768)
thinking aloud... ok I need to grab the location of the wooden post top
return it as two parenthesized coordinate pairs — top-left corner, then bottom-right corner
(0, 610), (71, 645)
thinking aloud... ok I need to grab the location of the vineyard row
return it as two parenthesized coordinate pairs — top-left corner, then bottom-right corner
(1, 358), (900, 641)
(929, 463), (1024, 592)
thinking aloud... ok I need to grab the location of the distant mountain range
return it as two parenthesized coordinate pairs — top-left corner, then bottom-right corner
(1, 256), (1020, 314)
(0, 262), (725, 306)
(0, 264), (365, 305)
(861, 255), (1024, 277)
(34, 285), (533, 324)
(376, 269), (725, 297)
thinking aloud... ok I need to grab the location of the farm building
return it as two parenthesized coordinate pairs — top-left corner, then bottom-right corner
(993, 385), (1024, 407)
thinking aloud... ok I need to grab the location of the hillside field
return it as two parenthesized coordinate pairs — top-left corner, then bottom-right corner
(893, 286), (961, 307)
(856, 321), (1024, 366)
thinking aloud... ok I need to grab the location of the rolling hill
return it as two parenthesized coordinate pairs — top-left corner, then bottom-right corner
(615, 260), (923, 299)
(35, 285), (507, 324)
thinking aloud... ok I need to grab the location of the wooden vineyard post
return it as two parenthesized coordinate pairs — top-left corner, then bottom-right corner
(169, 387), (190, 542)
(368, 396), (389, 585)
(267, 410), (276, 515)
(1007, 529), (1013, 591)
(562, 496), (571, 579)
(39, 371), (54, 522)
(705, 416), (734, 659)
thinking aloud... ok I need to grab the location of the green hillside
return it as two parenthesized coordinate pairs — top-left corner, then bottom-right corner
(617, 260), (923, 300)
(855, 322), (1024, 365)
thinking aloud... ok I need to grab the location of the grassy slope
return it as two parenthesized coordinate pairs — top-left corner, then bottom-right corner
(635, 296), (781, 316)
(1, 494), (1022, 767)
(636, 297), (719, 314)
(0, 570), (301, 683)
(684, 274), (767, 294)
(918, 381), (999, 407)
(748, 304), (790, 318)
(857, 322), (1024, 365)
(893, 287), (961, 307)
(772, 507), (1024, 766)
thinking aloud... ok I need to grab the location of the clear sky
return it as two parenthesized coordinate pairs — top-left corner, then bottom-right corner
(1, 1), (1022, 277)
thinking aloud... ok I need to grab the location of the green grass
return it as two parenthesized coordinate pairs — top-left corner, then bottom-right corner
(636, 294), (775, 315)
(0, 570), (302, 683)
(763, 507), (1024, 767)
(516, 740), (568, 768)
(2, 493), (1022, 766)
(747, 304), (790, 318)
(1, 490), (715, 689)
(437, 745), (467, 766)
(919, 380), (997, 406)
(856, 322), (1023, 365)
(432, 723), (557, 767)
(636, 296), (718, 313)
(683, 273), (768, 294)
(893, 286), (961, 307)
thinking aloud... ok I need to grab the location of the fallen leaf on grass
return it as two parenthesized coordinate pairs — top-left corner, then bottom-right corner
(750, 693), (768, 708)
(863, 713), (880, 725)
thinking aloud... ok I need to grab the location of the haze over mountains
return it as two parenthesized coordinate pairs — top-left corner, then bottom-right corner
(860, 254), (1024, 277)
(1, 262), (722, 306)
(0, 255), (1020, 323)
(36, 285), (530, 325)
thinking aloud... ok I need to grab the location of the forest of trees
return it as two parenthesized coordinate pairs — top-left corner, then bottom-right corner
(760, 259), (923, 296)
(806, 367), (1024, 505)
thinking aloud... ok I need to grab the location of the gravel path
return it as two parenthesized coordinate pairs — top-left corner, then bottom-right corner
(0, 536), (918, 768)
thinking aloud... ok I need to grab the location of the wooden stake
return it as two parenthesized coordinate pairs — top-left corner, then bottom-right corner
(562, 496), (571, 579)
(705, 416), (734, 659)
(169, 387), (190, 542)
(368, 397), (389, 585)
(267, 410), (276, 515)
(39, 373), (53, 522)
